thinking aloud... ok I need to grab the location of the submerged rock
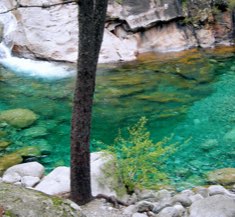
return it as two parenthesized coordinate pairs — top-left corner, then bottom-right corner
(0, 140), (11, 150)
(0, 153), (22, 175)
(16, 146), (41, 158)
(207, 168), (235, 186)
(0, 182), (85, 217)
(23, 126), (48, 138)
(0, 108), (37, 128)
(224, 128), (235, 143)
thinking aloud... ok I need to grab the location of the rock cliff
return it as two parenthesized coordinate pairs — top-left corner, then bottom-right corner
(0, 0), (234, 63)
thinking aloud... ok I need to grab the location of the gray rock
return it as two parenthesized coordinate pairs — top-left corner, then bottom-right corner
(189, 195), (235, 217)
(2, 172), (21, 183)
(172, 194), (192, 207)
(90, 152), (126, 198)
(208, 185), (228, 196)
(194, 187), (209, 198)
(0, 182), (85, 217)
(35, 166), (70, 195)
(21, 176), (40, 187)
(136, 201), (154, 212)
(132, 213), (148, 217)
(156, 207), (180, 217)
(153, 200), (173, 214)
(3, 162), (44, 179)
(173, 204), (186, 216)
(189, 194), (204, 203)
(137, 189), (157, 201)
(181, 189), (194, 197)
(123, 204), (138, 215)
(155, 189), (172, 201)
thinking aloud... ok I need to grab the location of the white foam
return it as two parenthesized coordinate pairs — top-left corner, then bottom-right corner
(0, 55), (75, 80)
(0, 43), (75, 80)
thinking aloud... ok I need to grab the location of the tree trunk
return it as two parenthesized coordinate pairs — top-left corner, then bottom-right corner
(70, 0), (108, 205)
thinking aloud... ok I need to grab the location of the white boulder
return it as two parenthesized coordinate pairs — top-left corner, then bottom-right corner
(3, 162), (44, 179)
(2, 172), (21, 183)
(21, 176), (40, 187)
(34, 166), (70, 195)
(189, 195), (235, 217)
(34, 152), (126, 197)
(91, 152), (124, 196)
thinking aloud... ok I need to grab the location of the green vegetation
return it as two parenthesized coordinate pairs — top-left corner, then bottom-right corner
(108, 117), (176, 192)
(115, 0), (123, 4)
(228, 0), (235, 9)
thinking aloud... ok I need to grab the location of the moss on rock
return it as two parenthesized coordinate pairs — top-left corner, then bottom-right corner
(0, 183), (86, 217)
(0, 109), (37, 128)
(0, 153), (23, 175)
(207, 168), (235, 186)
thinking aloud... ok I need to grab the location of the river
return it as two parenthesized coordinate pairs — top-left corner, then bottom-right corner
(0, 46), (235, 190)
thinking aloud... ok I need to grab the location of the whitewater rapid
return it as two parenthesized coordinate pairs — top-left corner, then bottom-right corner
(0, 43), (75, 80)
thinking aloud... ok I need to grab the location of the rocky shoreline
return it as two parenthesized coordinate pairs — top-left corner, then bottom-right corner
(0, 157), (235, 217)
(0, 0), (234, 64)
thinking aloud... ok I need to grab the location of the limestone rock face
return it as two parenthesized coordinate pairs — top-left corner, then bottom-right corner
(189, 195), (235, 217)
(0, 0), (186, 63)
(0, 0), (233, 63)
(112, 0), (182, 31)
(0, 182), (86, 217)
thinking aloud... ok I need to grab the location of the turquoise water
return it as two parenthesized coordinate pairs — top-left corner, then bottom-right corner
(0, 47), (235, 189)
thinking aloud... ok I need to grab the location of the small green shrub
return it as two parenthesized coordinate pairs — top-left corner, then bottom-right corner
(108, 117), (176, 192)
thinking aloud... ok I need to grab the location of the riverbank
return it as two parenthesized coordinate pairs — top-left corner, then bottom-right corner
(0, 159), (235, 217)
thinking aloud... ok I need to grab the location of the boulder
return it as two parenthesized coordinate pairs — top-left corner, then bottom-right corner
(0, 182), (85, 217)
(0, 140), (10, 150)
(156, 206), (180, 217)
(172, 194), (192, 207)
(22, 126), (48, 138)
(21, 176), (40, 187)
(208, 185), (229, 196)
(90, 152), (126, 197)
(34, 166), (70, 195)
(2, 172), (21, 183)
(0, 153), (23, 175)
(189, 195), (235, 217)
(0, 108), (37, 128)
(224, 128), (235, 143)
(207, 168), (235, 186)
(136, 201), (154, 212)
(35, 152), (126, 198)
(15, 146), (41, 158)
(201, 139), (218, 151)
(3, 162), (44, 178)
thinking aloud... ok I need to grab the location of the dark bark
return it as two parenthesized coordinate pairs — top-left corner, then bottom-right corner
(70, 0), (108, 205)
